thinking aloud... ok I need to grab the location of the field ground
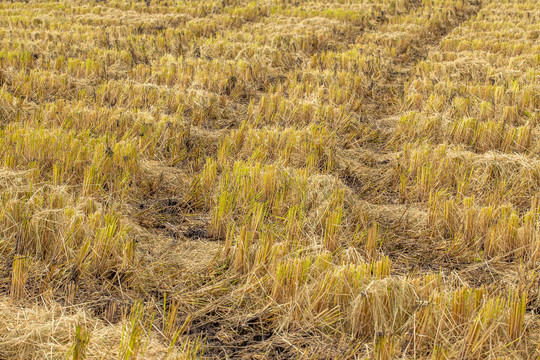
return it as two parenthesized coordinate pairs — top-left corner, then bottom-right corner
(0, 0), (538, 358)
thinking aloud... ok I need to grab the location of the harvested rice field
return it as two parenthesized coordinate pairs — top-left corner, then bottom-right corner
(0, 0), (539, 358)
